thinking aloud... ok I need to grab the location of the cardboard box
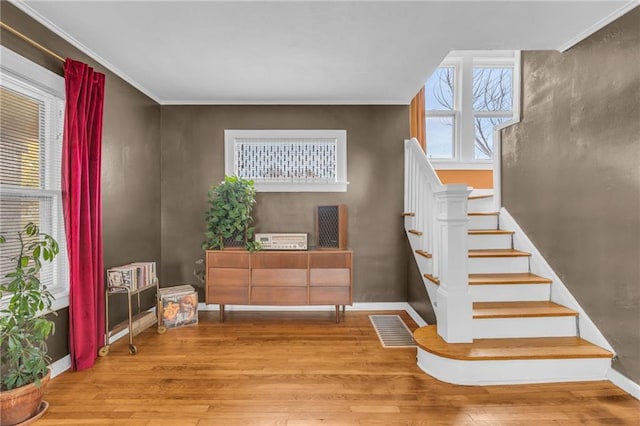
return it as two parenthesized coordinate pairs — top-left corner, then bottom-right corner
(159, 286), (198, 329)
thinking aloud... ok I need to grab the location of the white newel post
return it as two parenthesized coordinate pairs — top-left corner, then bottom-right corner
(434, 184), (473, 343)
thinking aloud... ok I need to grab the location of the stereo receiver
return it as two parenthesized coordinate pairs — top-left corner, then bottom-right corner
(255, 233), (308, 250)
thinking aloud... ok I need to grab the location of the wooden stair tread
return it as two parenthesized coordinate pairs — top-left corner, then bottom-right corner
(469, 273), (552, 285)
(425, 273), (551, 286)
(408, 229), (423, 236)
(415, 250), (432, 259)
(469, 194), (493, 200)
(473, 301), (578, 318)
(468, 229), (514, 235)
(423, 274), (439, 284)
(468, 212), (498, 216)
(413, 325), (613, 361)
(469, 249), (530, 257)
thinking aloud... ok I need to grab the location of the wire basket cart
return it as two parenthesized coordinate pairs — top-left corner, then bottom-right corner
(98, 279), (165, 356)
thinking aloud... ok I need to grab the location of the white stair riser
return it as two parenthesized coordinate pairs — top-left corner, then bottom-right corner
(468, 234), (512, 250)
(469, 256), (530, 274)
(468, 215), (498, 230)
(417, 348), (611, 386)
(473, 316), (577, 338)
(470, 283), (551, 302)
(468, 197), (494, 212)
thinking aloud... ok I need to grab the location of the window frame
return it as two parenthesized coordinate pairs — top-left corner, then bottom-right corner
(224, 129), (348, 192)
(424, 60), (461, 161)
(0, 46), (69, 311)
(425, 51), (520, 169)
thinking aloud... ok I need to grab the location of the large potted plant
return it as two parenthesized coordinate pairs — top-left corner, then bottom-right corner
(202, 175), (261, 252)
(0, 222), (59, 425)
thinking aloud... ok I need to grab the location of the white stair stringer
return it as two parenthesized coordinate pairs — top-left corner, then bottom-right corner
(405, 230), (438, 315)
(416, 347), (611, 386)
(498, 208), (615, 354)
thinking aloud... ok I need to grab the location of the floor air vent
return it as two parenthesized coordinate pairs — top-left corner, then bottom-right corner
(369, 315), (416, 348)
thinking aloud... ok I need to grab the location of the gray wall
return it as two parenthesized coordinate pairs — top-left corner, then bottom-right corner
(502, 8), (640, 382)
(1, 3), (162, 359)
(160, 105), (410, 302)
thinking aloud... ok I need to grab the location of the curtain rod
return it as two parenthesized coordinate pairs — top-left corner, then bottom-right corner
(0, 21), (65, 63)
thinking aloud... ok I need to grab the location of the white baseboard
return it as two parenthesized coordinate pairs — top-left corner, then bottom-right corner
(197, 301), (429, 327)
(608, 368), (640, 400)
(405, 304), (428, 327)
(49, 355), (71, 379)
(198, 302), (413, 312)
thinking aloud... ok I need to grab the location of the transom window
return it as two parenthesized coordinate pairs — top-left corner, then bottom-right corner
(424, 51), (518, 166)
(224, 130), (348, 192)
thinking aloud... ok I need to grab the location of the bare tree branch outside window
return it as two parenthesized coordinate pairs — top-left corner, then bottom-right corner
(430, 67), (512, 159)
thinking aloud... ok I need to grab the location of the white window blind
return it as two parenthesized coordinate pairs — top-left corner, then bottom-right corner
(0, 46), (68, 309)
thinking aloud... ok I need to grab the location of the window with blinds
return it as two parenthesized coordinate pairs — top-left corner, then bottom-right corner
(224, 130), (348, 192)
(0, 46), (68, 307)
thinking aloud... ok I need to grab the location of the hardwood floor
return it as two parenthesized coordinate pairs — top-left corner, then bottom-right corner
(40, 311), (639, 425)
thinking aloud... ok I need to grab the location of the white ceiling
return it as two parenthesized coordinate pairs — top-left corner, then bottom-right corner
(13, 1), (637, 105)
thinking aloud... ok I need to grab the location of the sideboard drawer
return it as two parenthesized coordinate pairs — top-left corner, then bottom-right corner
(251, 287), (307, 305)
(252, 269), (307, 286)
(309, 268), (350, 286)
(207, 268), (249, 287)
(207, 286), (249, 304)
(251, 252), (308, 269)
(309, 287), (350, 305)
(206, 251), (250, 268)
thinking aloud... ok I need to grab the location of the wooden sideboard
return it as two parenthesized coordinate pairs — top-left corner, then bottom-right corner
(205, 250), (353, 322)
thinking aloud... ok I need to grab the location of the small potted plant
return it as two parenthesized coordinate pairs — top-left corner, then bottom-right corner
(0, 222), (59, 425)
(202, 175), (261, 252)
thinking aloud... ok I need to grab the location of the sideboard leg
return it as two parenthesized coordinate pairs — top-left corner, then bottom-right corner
(219, 304), (225, 322)
(335, 305), (340, 323)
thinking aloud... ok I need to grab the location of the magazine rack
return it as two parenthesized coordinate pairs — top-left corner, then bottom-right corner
(98, 279), (165, 356)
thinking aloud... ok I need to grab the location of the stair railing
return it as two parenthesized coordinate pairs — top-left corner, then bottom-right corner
(404, 138), (473, 343)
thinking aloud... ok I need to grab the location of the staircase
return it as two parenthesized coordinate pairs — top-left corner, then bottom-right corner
(403, 138), (613, 385)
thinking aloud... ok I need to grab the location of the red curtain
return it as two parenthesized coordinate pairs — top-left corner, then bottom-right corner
(62, 59), (105, 371)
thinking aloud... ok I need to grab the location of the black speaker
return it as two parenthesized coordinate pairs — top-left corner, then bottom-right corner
(316, 204), (348, 250)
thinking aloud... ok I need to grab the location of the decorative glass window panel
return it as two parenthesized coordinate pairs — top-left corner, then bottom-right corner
(224, 130), (347, 192)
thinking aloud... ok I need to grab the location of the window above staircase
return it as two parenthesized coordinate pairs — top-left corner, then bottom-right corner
(424, 50), (520, 170)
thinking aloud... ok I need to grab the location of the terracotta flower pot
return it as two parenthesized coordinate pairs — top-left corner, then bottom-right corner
(0, 369), (50, 426)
